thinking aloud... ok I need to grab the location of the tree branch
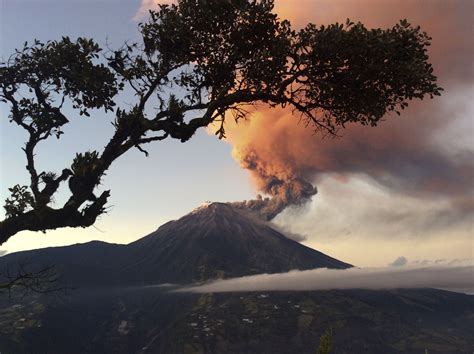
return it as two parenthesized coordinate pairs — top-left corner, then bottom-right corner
(0, 191), (110, 244)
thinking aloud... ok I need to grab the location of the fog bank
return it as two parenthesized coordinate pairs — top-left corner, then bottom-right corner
(180, 263), (474, 294)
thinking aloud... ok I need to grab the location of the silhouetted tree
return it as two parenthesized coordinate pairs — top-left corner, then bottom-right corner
(0, 0), (441, 243)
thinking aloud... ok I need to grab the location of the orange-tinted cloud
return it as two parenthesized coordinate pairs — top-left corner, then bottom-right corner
(273, 0), (473, 87)
(221, 0), (473, 219)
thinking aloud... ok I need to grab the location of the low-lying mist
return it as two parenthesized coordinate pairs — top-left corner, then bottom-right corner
(177, 262), (474, 294)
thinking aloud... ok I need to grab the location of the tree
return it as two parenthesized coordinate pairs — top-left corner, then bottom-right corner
(0, 0), (441, 243)
(316, 327), (333, 354)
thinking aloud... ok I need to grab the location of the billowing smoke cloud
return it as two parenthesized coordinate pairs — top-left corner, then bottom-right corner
(229, 149), (317, 220)
(222, 0), (474, 221)
(179, 262), (474, 294)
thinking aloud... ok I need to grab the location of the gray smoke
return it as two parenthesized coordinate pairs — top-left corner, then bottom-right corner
(230, 149), (317, 220)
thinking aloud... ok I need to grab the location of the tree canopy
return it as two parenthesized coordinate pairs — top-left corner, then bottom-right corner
(0, 0), (441, 243)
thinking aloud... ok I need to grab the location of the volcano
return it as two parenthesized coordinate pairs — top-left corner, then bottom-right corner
(125, 202), (350, 284)
(1, 202), (350, 287)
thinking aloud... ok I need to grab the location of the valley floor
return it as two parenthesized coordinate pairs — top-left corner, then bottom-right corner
(0, 288), (473, 354)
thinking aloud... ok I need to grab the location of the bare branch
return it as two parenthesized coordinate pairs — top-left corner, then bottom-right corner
(0, 262), (68, 297)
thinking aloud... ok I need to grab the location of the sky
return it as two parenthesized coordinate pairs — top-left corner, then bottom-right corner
(0, 0), (472, 267)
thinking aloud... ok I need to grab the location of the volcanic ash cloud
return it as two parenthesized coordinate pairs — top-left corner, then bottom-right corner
(222, 0), (474, 224)
(229, 146), (317, 220)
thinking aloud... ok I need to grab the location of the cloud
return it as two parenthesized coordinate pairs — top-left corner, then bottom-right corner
(412, 258), (472, 267)
(275, 0), (473, 87)
(224, 90), (474, 221)
(389, 256), (408, 267)
(179, 262), (474, 294)
(220, 0), (474, 223)
(273, 175), (474, 244)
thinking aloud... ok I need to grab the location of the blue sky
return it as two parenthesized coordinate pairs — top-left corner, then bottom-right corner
(1, 0), (472, 266)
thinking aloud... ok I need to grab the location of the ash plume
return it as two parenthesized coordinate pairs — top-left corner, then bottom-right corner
(230, 148), (317, 220)
(221, 0), (474, 224)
